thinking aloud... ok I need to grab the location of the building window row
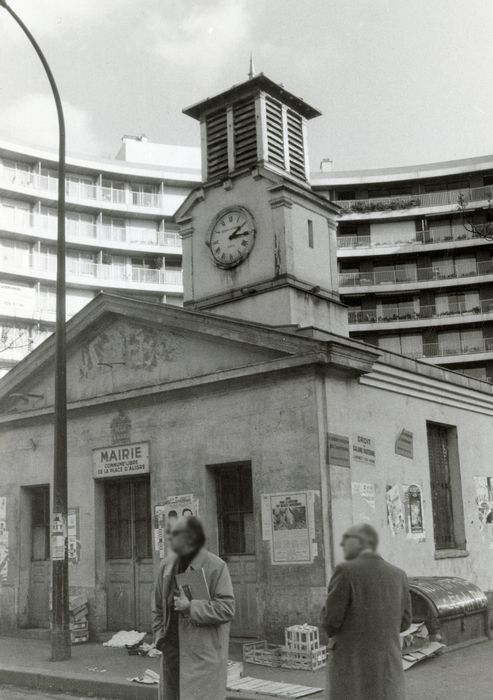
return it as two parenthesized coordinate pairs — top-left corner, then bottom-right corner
(0, 199), (181, 248)
(374, 326), (493, 363)
(339, 252), (493, 287)
(0, 157), (166, 209)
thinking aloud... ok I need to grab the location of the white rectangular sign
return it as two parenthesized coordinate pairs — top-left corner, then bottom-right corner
(93, 441), (150, 479)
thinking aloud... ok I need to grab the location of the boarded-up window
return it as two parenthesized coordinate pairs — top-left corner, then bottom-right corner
(215, 464), (254, 556)
(31, 486), (50, 561)
(426, 423), (465, 550)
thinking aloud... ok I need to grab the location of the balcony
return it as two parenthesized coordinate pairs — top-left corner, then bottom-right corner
(0, 252), (183, 291)
(421, 337), (493, 361)
(0, 210), (182, 252)
(337, 225), (480, 253)
(339, 259), (493, 291)
(335, 184), (493, 218)
(348, 299), (493, 329)
(0, 165), (174, 213)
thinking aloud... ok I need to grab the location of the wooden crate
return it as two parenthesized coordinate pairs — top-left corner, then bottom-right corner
(280, 645), (327, 671)
(243, 641), (282, 667)
(285, 624), (320, 653)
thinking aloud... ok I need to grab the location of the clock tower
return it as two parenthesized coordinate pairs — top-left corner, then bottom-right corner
(176, 73), (348, 335)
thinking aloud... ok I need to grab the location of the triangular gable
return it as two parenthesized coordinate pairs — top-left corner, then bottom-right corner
(0, 293), (324, 413)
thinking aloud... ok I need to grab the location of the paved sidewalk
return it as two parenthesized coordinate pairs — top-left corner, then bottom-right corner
(0, 636), (492, 699)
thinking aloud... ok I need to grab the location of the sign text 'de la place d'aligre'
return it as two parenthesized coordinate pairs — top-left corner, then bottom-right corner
(93, 441), (150, 479)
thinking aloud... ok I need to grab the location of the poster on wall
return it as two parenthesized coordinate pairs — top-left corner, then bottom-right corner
(352, 434), (375, 466)
(473, 477), (493, 544)
(403, 484), (425, 540)
(154, 494), (199, 560)
(327, 433), (351, 468)
(351, 482), (376, 523)
(261, 491), (317, 565)
(67, 508), (81, 564)
(0, 497), (8, 584)
(386, 485), (405, 536)
(51, 512), (66, 561)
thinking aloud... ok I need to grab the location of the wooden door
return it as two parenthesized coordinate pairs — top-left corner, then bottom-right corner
(215, 464), (258, 638)
(105, 477), (152, 631)
(28, 486), (50, 628)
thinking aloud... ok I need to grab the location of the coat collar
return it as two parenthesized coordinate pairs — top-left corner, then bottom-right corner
(359, 550), (382, 559)
(188, 547), (209, 571)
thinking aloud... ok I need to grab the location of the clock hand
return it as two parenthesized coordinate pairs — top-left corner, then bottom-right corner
(229, 230), (250, 240)
(227, 226), (242, 239)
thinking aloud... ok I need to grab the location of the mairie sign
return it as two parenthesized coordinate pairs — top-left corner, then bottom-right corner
(93, 441), (150, 479)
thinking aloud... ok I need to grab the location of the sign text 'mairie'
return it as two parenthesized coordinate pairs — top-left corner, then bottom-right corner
(93, 441), (150, 479)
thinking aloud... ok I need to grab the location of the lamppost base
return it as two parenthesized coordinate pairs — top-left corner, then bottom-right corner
(51, 629), (72, 661)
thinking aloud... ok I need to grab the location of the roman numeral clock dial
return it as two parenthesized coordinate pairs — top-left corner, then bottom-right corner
(207, 206), (256, 269)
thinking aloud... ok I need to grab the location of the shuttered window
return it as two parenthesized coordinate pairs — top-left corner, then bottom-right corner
(233, 98), (257, 171)
(426, 423), (459, 550)
(265, 96), (285, 169)
(287, 109), (306, 180)
(206, 109), (229, 180)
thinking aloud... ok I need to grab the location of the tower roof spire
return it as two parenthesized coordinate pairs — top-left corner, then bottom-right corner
(248, 52), (256, 80)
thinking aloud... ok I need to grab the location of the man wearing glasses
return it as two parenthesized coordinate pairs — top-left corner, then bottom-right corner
(152, 516), (235, 700)
(321, 523), (412, 700)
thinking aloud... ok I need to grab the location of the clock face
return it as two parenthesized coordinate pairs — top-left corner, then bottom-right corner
(207, 206), (256, 269)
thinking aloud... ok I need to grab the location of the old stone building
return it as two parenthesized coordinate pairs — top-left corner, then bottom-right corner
(1, 74), (493, 640)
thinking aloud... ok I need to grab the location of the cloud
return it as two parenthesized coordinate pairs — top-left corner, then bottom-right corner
(0, 92), (104, 156)
(1, 0), (126, 40)
(148, 0), (251, 75)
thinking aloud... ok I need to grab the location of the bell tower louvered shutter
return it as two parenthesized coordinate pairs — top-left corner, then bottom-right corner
(233, 98), (257, 171)
(287, 109), (306, 181)
(265, 96), (285, 169)
(206, 109), (229, 180)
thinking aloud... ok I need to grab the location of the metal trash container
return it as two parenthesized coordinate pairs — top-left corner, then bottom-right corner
(409, 576), (490, 650)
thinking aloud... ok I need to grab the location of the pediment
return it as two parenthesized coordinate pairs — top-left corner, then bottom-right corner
(0, 294), (319, 414)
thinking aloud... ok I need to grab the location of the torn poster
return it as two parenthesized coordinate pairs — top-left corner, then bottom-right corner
(68, 507), (81, 564)
(473, 477), (493, 546)
(386, 485), (405, 536)
(351, 482), (376, 523)
(154, 494), (199, 559)
(0, 498), (8, 584)
(403, 484), (425, 540)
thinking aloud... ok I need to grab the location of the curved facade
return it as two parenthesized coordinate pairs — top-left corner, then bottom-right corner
(0, 137), (201, 377)
(312, 156), (493, 382)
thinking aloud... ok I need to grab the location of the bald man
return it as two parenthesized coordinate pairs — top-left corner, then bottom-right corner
(321, 523), (412, 700)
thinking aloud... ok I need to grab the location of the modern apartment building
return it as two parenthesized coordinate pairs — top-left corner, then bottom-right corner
(312, 155), (493, 382)
(0, 136), (200, 377)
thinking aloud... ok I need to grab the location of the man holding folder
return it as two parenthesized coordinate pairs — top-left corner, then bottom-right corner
(152, 516), (235, 700)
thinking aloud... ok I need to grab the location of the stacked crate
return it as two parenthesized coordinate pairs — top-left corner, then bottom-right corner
(280, 624), (327, 671)
(69, 595), (89, 644)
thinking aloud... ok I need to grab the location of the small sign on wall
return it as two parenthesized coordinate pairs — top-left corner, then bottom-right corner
(92, 441), (150, 479)
(352, 434), (375, 466)
(327, 433), (351, 468)
(395, 429), (414, 459)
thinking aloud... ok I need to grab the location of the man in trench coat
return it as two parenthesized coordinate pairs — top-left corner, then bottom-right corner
(152, 517), (235, 700)
(321, 523), (412, 700)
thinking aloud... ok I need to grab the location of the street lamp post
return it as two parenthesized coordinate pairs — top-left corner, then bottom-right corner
(0, 1), (70, 661)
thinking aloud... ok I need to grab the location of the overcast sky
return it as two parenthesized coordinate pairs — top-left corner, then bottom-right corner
(1, 0), (493, 171)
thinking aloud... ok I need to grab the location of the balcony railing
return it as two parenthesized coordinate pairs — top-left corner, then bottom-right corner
(0, 211), (181, 249)
(0, 252), (183, 287)
(421, 337), (493, 359)
(335, 184), (493, 215)
(348, 299), (493, 324)
(339, 259), (493, 288)
(337, 225), (478, 250)
(0, 165), (165, 209)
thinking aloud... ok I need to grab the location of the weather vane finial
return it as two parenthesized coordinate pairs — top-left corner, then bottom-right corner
(248, 52), (256, 80)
